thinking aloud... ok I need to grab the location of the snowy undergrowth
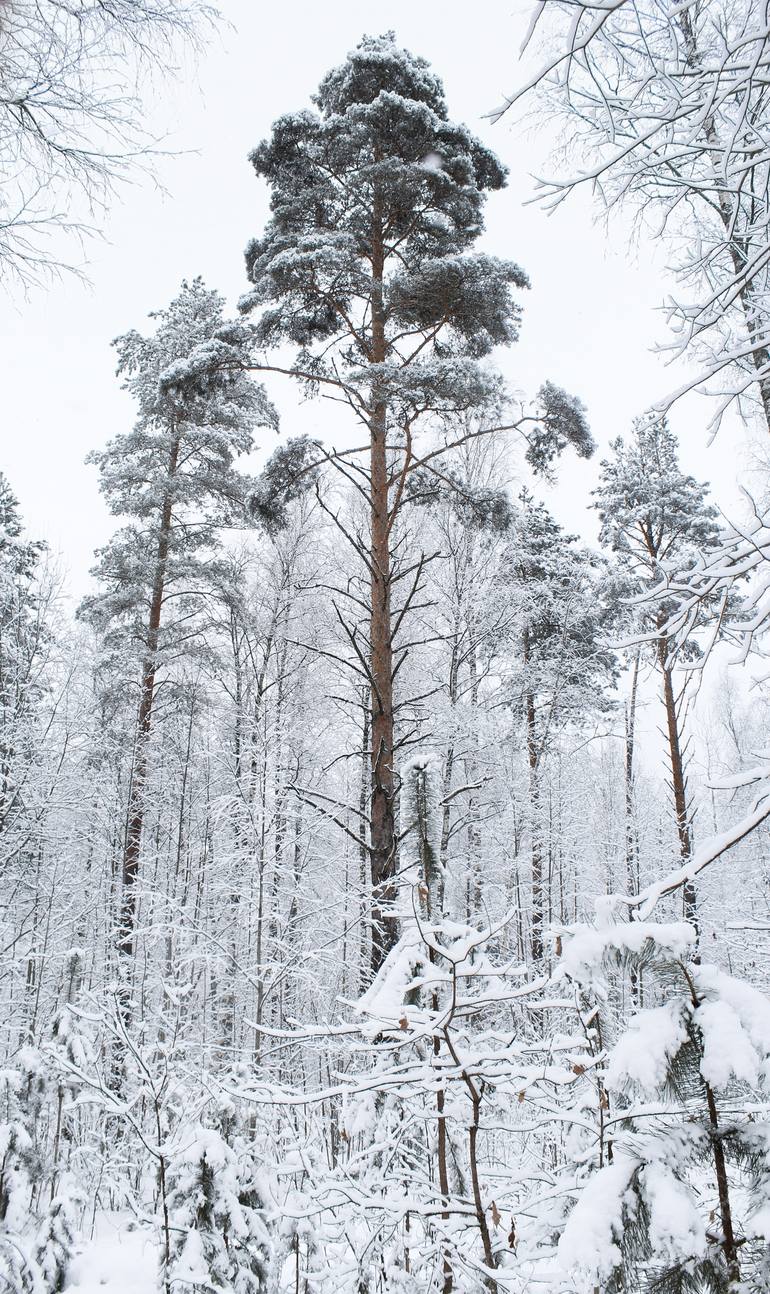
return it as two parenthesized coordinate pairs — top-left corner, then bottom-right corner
(65, 1217), (157, 1293)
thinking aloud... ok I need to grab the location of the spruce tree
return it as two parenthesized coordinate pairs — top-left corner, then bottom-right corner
(0, 1050), (48, 1293)
(163, 1125), (271, 1294)
(237, 32), (592, 969)
(34, 1175), (81, 1293)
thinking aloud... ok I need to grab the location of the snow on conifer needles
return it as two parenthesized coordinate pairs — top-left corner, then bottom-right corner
(6, 22), (770, 1294)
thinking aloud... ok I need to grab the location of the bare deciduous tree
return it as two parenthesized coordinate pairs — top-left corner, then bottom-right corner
(0, 0), (216, 286)
(497, 0), (770, 431)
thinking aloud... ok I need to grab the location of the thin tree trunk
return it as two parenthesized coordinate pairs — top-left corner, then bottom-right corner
(118, 428), (180, 973)
(220, 611), (247, 1056)
(466, 622), (483, 916)
(657, 624), (698, 945)
(440, 632), (460, 872)
(624, 650), (640, 897)
(467, 1088), (498, 1293)
(523, 627), (543, 963)
(625, 649), (642, 1002)
(434, 1017), (453, 1294)
(441, 977), (498, 1293)
(682, 966), (740, 1285)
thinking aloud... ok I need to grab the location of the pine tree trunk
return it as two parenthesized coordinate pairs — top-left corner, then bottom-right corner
(118, 429), (180, 966)
(657, 625), (698, 943)
(368, 198), (397, 972)
(705, 1079), (741, 1286)
(682, 967), (741, 1285)
(359, 692), (371, 989)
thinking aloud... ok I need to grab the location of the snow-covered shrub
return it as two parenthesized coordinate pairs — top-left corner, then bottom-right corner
(46, 999), (95, 1186)
(0, 1048), (49, 1211)
(0, 1052), (48, 1293)
(34, 1173), (82, 1292)
(163, 1123), (271, 1293)
(0, 1238), (42, 1294)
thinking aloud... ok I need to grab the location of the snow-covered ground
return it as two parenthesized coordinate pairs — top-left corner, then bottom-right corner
(66, 1217), (157, 1293)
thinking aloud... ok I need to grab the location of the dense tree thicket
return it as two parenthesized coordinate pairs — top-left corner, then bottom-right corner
(3, 25), (770, 1294)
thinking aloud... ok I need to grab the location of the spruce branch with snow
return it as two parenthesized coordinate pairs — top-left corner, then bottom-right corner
(554, 915), (770, 1292)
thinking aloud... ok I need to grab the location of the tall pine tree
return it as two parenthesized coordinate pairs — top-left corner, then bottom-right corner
(80, 279), (274, 971)
(237, 32), (591, 968)
(594, 413), (721, 934)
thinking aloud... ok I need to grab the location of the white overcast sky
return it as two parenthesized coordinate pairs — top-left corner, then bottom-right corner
(0, 0), (761, 603)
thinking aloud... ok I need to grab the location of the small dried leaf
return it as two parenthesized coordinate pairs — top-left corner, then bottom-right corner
(555, 935), (563, 957)
(399, 1013), (409, 1031)
(600, 1089), (610, 1110)
(517, 1089), (526, 1104)
(572, 1063), (586, 1076)
(490, 1200), (502, 1229)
